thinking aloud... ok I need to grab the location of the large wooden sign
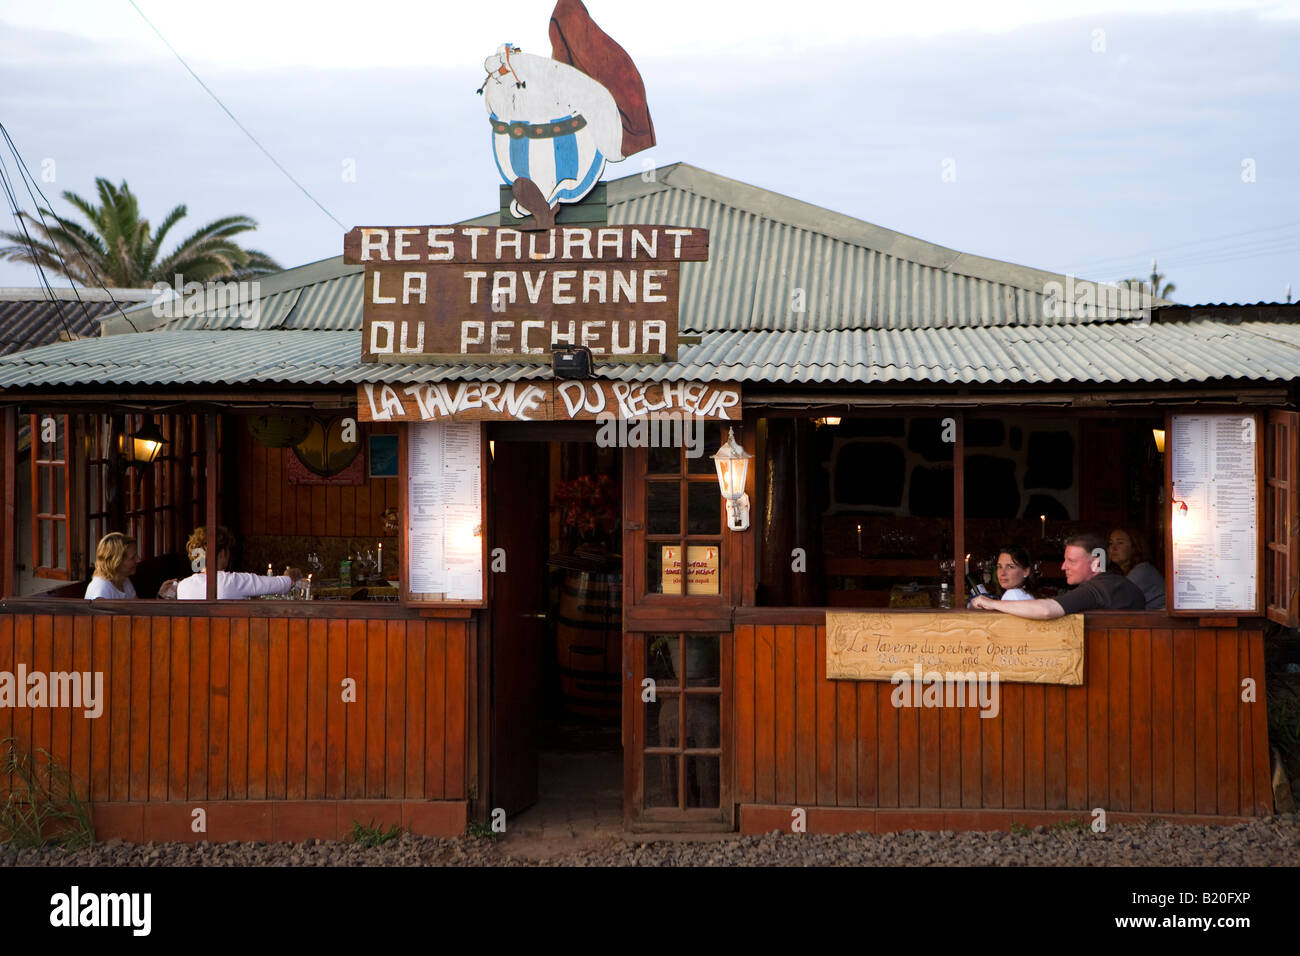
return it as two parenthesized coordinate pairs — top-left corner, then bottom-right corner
(343, 225), (707, 363)
(358, 380), (740, 423)
(825, 611), (1085, 685)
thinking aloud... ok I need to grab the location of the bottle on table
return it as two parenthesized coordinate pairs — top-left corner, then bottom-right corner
(938, 582), (953, 608)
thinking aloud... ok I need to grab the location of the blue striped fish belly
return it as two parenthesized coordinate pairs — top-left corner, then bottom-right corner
(491, 113), (606, 215)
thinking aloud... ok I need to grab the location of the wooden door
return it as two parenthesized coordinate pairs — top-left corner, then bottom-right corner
(489, 440), (551, 815)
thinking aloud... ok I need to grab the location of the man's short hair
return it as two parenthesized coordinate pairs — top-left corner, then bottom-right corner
(1064, 532), (1105, 557)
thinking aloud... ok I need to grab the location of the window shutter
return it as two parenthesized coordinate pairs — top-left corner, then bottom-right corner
(1266, 409), (1299, 625)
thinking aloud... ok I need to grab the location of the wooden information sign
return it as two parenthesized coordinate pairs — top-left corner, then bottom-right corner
(343, 225), (708, 363)
(825, 611), (1085, 685)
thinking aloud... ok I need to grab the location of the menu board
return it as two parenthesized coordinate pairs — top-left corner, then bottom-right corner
(1169, 413), (1259, 613)
(406, 422), (483, 603)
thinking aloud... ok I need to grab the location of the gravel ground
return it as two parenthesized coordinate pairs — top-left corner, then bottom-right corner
(2, 814), (1297, 866)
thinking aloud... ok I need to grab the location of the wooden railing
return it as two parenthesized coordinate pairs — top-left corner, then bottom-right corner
(730, 610), (1273, 817)
(0, 605), (471, 804)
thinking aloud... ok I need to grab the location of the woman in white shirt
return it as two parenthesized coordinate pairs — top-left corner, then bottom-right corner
(995, 546), (1035, 601)
(176, 525), (302, 600)
(84, 533), (139, 600)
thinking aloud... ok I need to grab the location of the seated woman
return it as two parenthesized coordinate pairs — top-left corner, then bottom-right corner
(1107, 527), (1165, 609)
(177, 525), (302, 600)
(994, 546), (1035, 601)
(84, 532), (139, 600)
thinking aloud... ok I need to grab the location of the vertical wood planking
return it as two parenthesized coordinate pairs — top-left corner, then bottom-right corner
(815, 624), (836, 806)
(773, 625), (796, 806)
(31, 616), (52, 785)
(794, 624), (817, 806)
(286, 618), (308, 800)
(1107, 628), (1130, 811)
(1236, 635), (1254, 818)
(424, 620), (446, 800)
(147, 616), (171, 801)
(265, 447), (282, 535)
(266, 617), (289, 799)
(71, 616), (93, 796)
(1171, 629), (1196, 813)
(311, 485), (326, 538)
(733, 625), (755, 804)
(306, 619), (329, 799)
(877, 671), (899, 807)
(1086, 631), (1108, 809)
(47, 616), (72, 796)
(444, 622), (466, 799)
(939, 689), (961, 807)
(187, 618), (210, 800)
(167, 618), (189, 801)
(246, 617), (269, 800)
(835, 673), (857, 806)
(1150, 628), (1174, 813)
(250, 438), (266, 534)
(128, 616), (150, 801)
(403, 620), (426, 800)
(1059, 685), (1082, 810)
(916, 687), (940, 809)
(209, 618), (231, 800)
(109, 615), (131, 802)
(0, 616), (11, 795)
(857, 680), (878, 807)
(1215, 631), (1238, 815)
(10, 617), (32, 778)
(1023, 683), (1045, 809)
(345, 619), (367, 798)
(752, 626), (775, 804)
(980, 681), (1002, 809)
(1002, 682), (1024, 809)
(1247, 630), (1272, 815)
(1129, 629), (1152, 813)
(385, 620), (406, 798)
(1194, 629), (1217, 814)
(960, 696), (981, 808)
(364, 619), (386, 796)
(324, 619), (348, 799)
(340, 483), (356, 538)
(896, 682), (919, 808)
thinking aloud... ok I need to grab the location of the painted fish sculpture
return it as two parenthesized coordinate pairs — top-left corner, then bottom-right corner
(478, 0), (655, 229)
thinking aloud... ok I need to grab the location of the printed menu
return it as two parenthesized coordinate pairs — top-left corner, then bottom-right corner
(1170, 414), (1257, 611)
(406, 422), (483, 602)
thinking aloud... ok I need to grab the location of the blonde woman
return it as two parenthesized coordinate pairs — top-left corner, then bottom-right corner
(84, 532), (139, 600)
(177, 525), (302, 600)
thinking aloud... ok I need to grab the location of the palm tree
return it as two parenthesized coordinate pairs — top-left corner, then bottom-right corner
(1118, 258), (1176, 301)
(0, 177), (280, 287)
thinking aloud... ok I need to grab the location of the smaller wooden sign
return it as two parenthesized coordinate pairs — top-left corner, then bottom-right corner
(825, 611), (1084, 685)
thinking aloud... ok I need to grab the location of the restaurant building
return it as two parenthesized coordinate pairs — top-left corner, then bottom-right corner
(0, 163), (1294, 839)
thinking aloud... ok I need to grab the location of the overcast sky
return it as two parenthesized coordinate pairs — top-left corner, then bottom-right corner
(2, 0), (1298, 304)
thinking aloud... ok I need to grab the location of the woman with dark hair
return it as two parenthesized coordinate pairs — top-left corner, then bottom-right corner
(994, 546), (1035, 601)
(1107, 527), (1165, 609)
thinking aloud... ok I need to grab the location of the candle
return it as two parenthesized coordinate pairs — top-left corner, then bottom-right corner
(266, 563), (273, 576)
(378, 543), (383, 574)
(1040, 515), (1046, 539)
(964, 553), (970, 575)
(855, 524), (862, 554)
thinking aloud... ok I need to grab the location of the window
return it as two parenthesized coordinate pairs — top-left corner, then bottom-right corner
(31, 414), (71, 579)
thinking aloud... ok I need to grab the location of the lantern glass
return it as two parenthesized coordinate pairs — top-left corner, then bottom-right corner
(126, 420), (167, 466)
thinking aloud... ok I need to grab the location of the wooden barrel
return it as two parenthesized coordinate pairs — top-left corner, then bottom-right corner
(556, 571), (621, 720)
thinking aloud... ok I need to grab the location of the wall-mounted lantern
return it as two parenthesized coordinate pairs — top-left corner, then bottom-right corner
(711, 427), (752, 532)
(1152, 428), (1166, 454)
(122, 419), (167, 467)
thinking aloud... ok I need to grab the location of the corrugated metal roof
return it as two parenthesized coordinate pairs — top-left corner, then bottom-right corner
(4, 321), (1298, 389)
(100, 163), (1161, 338)
(0, 289), (153, 355)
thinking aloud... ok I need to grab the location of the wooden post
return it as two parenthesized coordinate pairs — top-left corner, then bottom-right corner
(205, 412), (219, 601)
(953, 411), (966, 606)
(1, 406), (16, 597)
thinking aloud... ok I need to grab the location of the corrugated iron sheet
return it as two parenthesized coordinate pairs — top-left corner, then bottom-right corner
(3, 321), (1299, 389)
(0, 299), (122, 354)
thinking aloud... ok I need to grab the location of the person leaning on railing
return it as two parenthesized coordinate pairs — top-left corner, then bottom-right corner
(970, 533), (1146, 619)
(84, 532), (139, 600)
(175, 525), (303, 600)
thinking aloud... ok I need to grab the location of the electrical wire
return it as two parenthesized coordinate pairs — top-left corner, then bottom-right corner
(0, 148), (75, 342)
(126, 0), (344, 230)
(0, 121), (143, 334)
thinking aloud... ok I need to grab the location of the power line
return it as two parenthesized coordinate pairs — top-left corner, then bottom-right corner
(126, 0), (344, 230)
(0, 151), (76, 341)
(0, 122), (143, 334)
(1068, 221), (1300, 276)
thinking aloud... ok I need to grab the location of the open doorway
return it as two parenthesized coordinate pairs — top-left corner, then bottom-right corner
(487, 430), (623, 832)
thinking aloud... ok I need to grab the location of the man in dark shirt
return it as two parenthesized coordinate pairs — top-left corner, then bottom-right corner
(970, 533), (1147, 619)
